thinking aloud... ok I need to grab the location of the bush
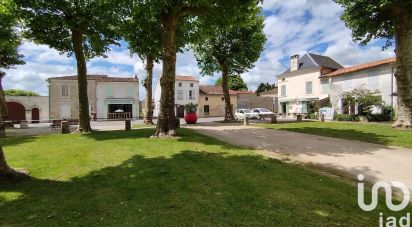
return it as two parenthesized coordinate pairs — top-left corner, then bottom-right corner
(184, 103), (198, 114)
(366, 105), (395, 122)
(335, 114), (360, 122)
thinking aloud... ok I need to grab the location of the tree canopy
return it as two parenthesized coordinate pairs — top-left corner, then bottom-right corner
(256, 82), (276, 96)
(4, 89), (39, 96)
(0, 0), (24, 75)
(215, 75), (248, 91)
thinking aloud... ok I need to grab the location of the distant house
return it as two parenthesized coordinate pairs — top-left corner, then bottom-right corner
(198, 85), (238, 117)
(259, 87), (278, 113)
(153, 75), (199, 118)
(47, 75), (139, 120)
(237, 90), (274, 112)
(322, 57), (397, 114)
(276, 53), (343, 117)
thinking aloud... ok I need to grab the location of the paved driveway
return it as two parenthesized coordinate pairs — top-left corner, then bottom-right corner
(186, 123), (412, 193)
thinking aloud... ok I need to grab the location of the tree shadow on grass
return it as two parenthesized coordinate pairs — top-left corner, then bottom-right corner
(83, 128), (156, 141)
(0, 150), (410, 226)
(0, 136), (38, 148)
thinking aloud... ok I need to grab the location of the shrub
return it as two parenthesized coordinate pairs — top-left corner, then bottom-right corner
(366, 105), (395, 122)
(184, 103), (198, 114)
(335, 114), (359, 122)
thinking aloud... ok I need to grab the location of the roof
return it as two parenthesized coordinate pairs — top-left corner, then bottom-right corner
(176, 75), (198, 81)
(259, 88), (278, 96)
(48, 74), (138, 82)
(323, 57), (396, 78)
(235, 90), (255, 94)
(199, 85), (237, 95)
(280, 53), (343, 75)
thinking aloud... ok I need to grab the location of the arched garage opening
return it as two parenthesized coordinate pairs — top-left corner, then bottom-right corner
(32, 108), (39, 123)
(6, 102), (26, 123)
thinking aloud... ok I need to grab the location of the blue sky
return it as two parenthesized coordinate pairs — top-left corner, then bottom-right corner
(3, 0), (394, 100)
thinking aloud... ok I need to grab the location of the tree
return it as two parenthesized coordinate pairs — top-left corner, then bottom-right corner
(334, 0), (412, 128)
(130, 0), (259, 136)
(215, 75), (248, 91)
(194, 8), (266, 121)
(0, 0), (25, 179)
(15, 0), (122, 132)
(341, 89), (384, 116)
(4, 89), (39, 96)
(255, 82), (276, 96)
(120, 1), (163, 125)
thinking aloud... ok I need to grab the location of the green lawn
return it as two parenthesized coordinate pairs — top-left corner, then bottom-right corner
(0, 129), (409, 226)
(258, 121), (412, 148)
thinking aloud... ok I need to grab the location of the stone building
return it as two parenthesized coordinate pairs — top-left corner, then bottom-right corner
(5, 95), (49, 123)
(237, 90), (275, 112)
(198, 85), (238, 117)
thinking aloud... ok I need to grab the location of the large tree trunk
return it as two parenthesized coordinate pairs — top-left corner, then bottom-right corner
(221, 63), (235, 122)
(0, 74), (7, 138)
(392, 13), (412, 129)
(0, 74), (23, 179)
(71, 30), (92, 132)
(154, 13), (178, 137)
(143, 55), (154, 125)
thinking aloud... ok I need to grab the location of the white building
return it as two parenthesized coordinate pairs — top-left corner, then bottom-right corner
(48, 75), (139, 120)
(276, 53), (343, 117)
(154, 75), (199, 117)
(322, 57), (397, 114)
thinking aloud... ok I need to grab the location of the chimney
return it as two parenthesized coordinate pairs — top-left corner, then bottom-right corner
(290, 55), (300, 72)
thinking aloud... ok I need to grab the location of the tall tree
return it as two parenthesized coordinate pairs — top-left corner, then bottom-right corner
(120, 1), (163, 125)
(15, 0), (122, 132)
(131, 0), (258, 136)
(215, 75), (248, 91)
(334, 0), (412, 128)
(256, 82), (276, 96)
(0, 0), (25, 178)
(194, 9), (266, 121)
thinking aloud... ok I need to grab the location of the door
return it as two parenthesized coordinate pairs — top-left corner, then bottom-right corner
(282, 103), (287, 114)
(32, 108), (40, 123)
(60, 103), (71, 119)
(176, 105), (185, 118)
(6, 102), (26, 123)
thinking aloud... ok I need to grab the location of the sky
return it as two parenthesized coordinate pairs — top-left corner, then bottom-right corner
(3, 0), (395, 100)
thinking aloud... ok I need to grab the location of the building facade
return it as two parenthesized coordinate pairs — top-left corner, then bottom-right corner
(198, 85), (238, 117)
(276, 53), (343, 117)
(48, 75), (139, 120)
(322, 57), (397, 114)
(258, 87), (279, 113)
(153, 75), (199, 117)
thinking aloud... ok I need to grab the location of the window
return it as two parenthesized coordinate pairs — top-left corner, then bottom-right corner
(178, 82), (182, 87)
(127, 86), (133, 97)
(61, 84), (69, 97)
(60, 103), (71, 118)
(204, 105), (210, 115)
(205, 97), (208, 101)
(189, 90), (195, 100)
(343, 76), (353, 91)
(281, 85), (286, 97)
(190, 83), (194, 87)
(368, 73), (379, 90)
(221, 97), (225, 101)
(177, 90), (183, 100)
(321, 80), (329, 94)
(106, 85), (113, 96)
(305, 81), (312, 94)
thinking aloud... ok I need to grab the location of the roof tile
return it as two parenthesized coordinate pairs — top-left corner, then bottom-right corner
(199, 85), (237, 95)
(323, 57), (396, 78)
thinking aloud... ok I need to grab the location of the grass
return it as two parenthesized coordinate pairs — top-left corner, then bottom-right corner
(0, 129), (410, 226)
(257, 121), (412, 148)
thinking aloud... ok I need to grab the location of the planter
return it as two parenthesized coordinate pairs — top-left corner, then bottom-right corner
(184, 113), (198, 124)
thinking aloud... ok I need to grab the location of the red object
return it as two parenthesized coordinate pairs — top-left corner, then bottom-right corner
(184, 113), (198, 124)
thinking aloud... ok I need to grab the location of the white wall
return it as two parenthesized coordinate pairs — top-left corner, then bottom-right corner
(96, 82), (139, 119)
(329, 65), (396, 114)
(153, 79), (199, 117)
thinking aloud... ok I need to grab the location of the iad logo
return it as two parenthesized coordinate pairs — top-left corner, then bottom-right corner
(358, 174), (411, 227)
(358, 174), (410, 211)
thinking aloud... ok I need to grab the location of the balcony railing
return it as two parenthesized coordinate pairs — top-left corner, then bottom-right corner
(108, 112), (132, 119)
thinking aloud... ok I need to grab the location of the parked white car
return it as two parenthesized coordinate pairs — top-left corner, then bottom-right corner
(235, 109), (259, 120)
(252, 108), (274, 119)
